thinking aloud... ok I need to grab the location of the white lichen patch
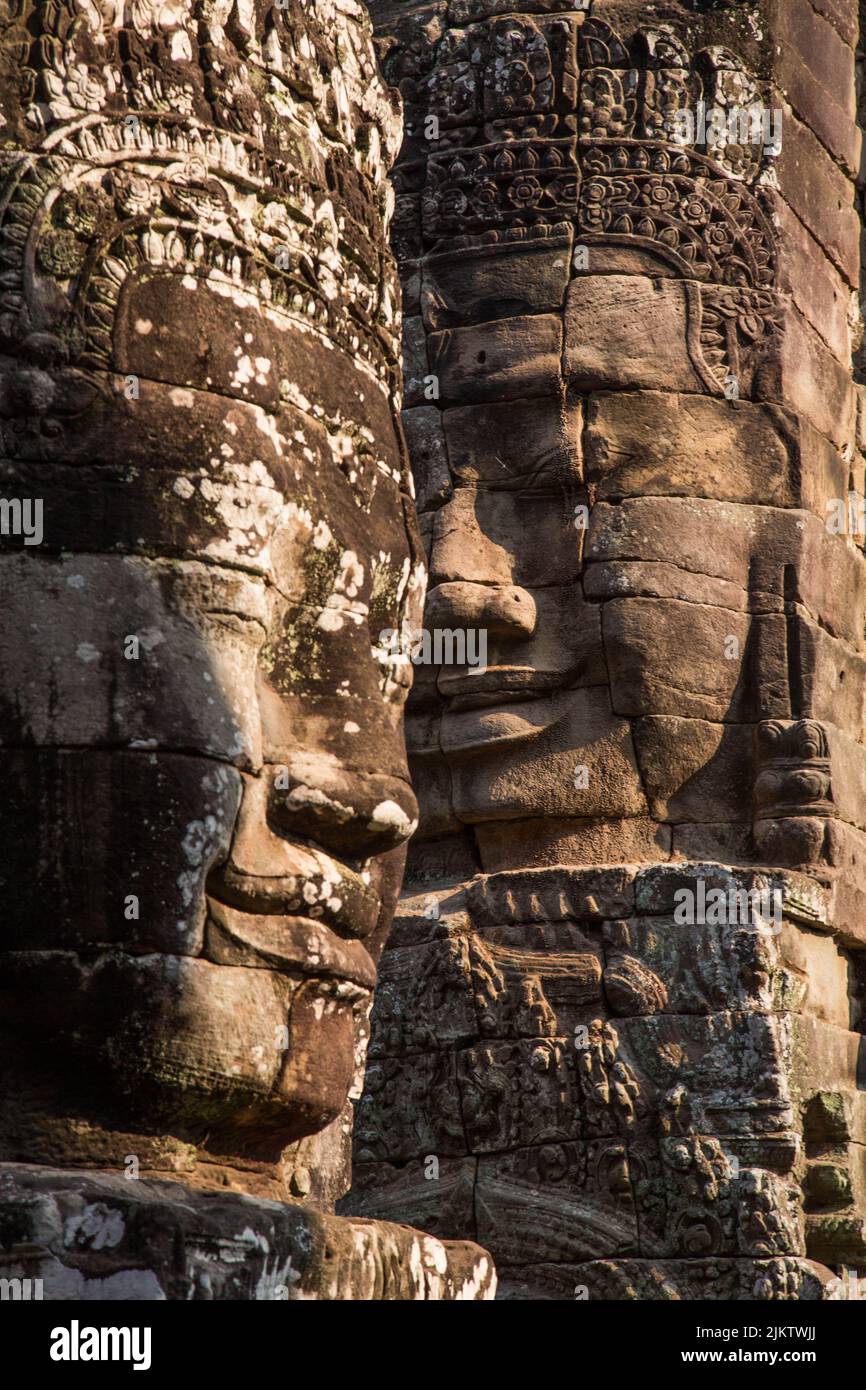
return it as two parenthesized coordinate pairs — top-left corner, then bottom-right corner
(314, 547), (367, 632)
(368, 799), (416, 837)
(286, 784), (353, 825)
(63, 1203), (126, 1252)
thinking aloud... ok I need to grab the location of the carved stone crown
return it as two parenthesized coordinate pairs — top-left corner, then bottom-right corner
(390, 13), (777, 292)
(0, 0), (405, 456)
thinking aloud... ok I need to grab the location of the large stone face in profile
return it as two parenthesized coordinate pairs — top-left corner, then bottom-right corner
(347, 0), (866, 1299)
(0, 0), (494, 1299)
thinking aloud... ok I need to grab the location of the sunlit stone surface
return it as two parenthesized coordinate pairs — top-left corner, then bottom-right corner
(0, 0), (493, 1300)
(346, 0), (866, 1301)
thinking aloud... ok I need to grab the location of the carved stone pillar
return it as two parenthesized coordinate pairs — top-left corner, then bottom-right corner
(0, 0), (494, 1299)
(347, 0), (866, 1300)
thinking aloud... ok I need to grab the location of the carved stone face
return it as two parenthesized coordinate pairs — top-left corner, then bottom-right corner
(350, 0), (866, 1301)
(413, 368), (598, 845)
(387, 7), (824, 882)
(0, 0), (423, 1167)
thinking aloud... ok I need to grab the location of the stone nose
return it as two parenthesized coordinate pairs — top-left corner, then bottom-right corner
(221, 764), (419, 877)
(268, 759), (420, 861)
(425, 581), (537, 640)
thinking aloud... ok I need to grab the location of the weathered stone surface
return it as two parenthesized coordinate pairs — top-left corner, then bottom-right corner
(565, 277), (703, 394)
(7, 0), (866, 1308)
(355, 0), (866, 1302)
(402, 315), (431, 408)
(768, 0), (859, 171)
(585, 392), (797, 510)
(476, 1142), (639, 1267)
(442, 687), (647, 823)
(632, 718), (754, 825)
(771, 97), (861, 287)
(0, 556), (266, 763)
(443, 396), (582, 486)
(402, 406), (453, 512)
(347, 1158), (478, 1246)
(771, 193), (853, 366)
(587, 496), (866, 650)
(421, 236), (573, 329)
(367, 934), (478, 1055)
(0, 1165), (494, 1301)
(429, 315), (563, 405)
(353, 1051), (467, 1163)
(0, 751), (240, 955)
(474, 816), (672, 872)
(497, 1258), (833, 1302)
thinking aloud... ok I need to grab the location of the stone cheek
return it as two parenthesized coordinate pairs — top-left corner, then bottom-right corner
(348, 1), (866, 1297)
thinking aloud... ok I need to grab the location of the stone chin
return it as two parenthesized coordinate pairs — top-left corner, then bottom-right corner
(0, 837), (410, 1162)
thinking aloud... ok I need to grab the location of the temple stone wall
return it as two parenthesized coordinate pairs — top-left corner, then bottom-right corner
(344, 0), (866, 1300)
